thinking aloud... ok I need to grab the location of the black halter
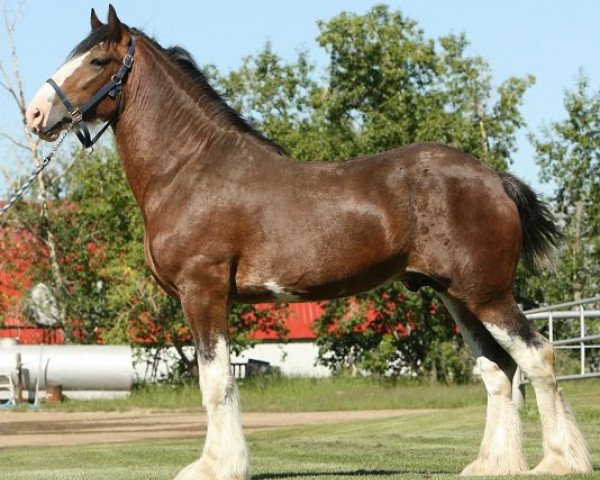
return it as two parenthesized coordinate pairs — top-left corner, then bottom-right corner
(46, 37), (136, 149)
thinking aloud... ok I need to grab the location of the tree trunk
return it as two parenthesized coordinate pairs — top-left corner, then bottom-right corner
(477, 102), (491, 163)
(572, 200), (584, 301)
(28, 135), (68, 328)
(2, 5), (68, 332)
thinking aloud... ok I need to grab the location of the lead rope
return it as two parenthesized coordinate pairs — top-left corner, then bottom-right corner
(0, 128), (70, 218)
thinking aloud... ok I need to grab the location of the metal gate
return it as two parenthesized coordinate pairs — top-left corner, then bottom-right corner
(524, 295), (600, 381)
(512, 295), (600, 407)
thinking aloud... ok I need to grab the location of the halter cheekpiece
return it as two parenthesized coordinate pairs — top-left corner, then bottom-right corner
(46, 36), (136, 149)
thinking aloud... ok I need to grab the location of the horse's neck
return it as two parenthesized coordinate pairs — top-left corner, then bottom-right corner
(113, 39), (267, 214)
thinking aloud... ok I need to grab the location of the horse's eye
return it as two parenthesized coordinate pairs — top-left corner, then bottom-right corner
(91, 58), (109, 67)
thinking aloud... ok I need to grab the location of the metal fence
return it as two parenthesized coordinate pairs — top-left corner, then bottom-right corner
(511, 296), (599, 407)
(524, 295), (600, 381)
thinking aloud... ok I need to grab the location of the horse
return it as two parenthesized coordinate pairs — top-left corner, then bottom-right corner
(25, 6), (592, 479)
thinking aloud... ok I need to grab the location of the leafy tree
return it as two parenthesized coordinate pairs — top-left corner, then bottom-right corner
(530, 73), (599, 303)
(313, 287), (473, 382)
(0, 226), (43, 322)
(528, 74), (599, 371)
(0, 4), (68, 327)
(216, 5), (534, 378)
(219, 5), (533, 170)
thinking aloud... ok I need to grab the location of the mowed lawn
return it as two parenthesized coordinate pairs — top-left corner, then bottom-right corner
(1, 380), (599, 480)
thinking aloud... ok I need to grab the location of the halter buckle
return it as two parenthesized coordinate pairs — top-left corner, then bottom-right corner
(123, 53), (134, 69)
(70, 108), (83, 124)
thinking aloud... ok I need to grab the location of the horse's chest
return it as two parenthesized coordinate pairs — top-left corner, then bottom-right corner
(143, 219), (237, 294)
(143, 231), (178, 295)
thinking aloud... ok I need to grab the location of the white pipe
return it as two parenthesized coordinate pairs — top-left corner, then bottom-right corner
(0, 345), (132, 391)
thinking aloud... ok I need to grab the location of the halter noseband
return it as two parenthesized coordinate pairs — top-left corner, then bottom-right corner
(46, 36), (136, 149)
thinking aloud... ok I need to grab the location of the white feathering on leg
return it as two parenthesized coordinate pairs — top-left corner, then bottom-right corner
(461, 357), (528, 476)
(175, 337), (250, 480)
(484, 323), (592, 475)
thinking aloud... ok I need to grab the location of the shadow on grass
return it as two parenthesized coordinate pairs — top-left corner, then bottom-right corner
(254, 468), (455, 479)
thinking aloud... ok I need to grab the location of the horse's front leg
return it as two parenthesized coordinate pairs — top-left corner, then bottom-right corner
(175, 285), (250, 480)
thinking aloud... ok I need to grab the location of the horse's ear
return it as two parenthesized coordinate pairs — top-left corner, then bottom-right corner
(90, 8), (103, 31)
(107, 4), (123, 42)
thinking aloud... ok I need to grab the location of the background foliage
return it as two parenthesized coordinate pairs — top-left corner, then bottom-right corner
(1, 5), (597, 380)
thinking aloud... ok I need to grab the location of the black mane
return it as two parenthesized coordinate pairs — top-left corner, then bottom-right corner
(70, 26), (285, 155)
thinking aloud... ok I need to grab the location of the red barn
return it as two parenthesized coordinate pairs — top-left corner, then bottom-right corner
(252, 302), (323, 340)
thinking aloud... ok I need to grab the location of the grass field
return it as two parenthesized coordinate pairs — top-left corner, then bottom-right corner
(1, 379), (599, 479)
(38, 377), (490, 413)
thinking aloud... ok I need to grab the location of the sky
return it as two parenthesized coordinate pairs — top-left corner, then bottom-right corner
(1, 1), (599, 195)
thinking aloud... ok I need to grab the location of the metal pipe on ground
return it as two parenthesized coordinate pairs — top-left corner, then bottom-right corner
(0, 345), (133, 400)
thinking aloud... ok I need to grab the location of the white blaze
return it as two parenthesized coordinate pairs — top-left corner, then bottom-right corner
(27, 50), (92, 132)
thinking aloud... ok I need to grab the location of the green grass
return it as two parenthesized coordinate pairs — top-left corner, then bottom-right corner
(1, 399), (599, 479)
(36, 377), (491, 413)
(1, 380), (598, 479)
(34, 377), (600, 414)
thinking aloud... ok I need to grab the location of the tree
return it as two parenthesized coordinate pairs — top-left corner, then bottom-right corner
(0, 224), (42, 321)
(530, 73), (599, 303)
(0, 3), (67, 327)
(219, 6), (533, 170)
(527, 74), (599, 371)
(216, 5), (534, 378)
(313, 287), (476, 382)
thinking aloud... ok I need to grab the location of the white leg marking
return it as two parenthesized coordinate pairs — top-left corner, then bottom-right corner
(484, 323), (592, 474)
(175, 337), (250, 480)
(461, 357), (528, 476)
(439, 296), (527, 476)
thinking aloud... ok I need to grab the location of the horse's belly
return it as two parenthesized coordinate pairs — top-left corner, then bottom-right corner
(233, 249), (408, 303)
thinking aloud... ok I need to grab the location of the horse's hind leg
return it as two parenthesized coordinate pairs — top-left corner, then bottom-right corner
(474, 297), (592, 475)
(440, 294), (528, 476)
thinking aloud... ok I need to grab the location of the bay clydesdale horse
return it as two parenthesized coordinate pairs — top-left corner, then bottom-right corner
(26, 6), (591, 478)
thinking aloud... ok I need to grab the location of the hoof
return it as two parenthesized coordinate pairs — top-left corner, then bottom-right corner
(528, 454), (592, 475)
(461, 457), (528, 476)
(174, 458), (250, 480)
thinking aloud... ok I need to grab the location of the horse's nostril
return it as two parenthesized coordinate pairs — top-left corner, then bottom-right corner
(26, 106), (44, 131)
(25, 106), (45, 135)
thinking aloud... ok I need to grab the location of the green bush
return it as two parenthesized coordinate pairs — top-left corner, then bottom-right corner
(313, 285), (472, 382)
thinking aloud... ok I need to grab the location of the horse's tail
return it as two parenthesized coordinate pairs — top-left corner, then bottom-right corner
(499, 172), (562, 272)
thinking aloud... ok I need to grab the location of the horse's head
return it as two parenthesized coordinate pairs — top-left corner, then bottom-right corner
(26, 5), (133, 143)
